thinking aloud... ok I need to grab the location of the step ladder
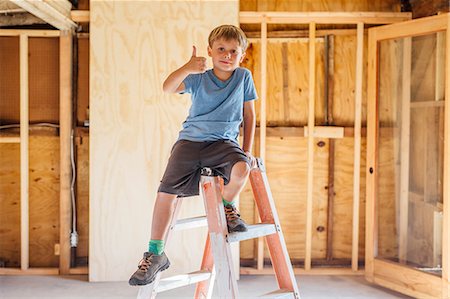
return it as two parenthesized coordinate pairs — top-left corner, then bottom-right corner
(137, 158), (300, 299)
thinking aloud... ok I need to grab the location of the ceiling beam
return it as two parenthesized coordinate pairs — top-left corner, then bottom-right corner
(10, 0), (77, 31)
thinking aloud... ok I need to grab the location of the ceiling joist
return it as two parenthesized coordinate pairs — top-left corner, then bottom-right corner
(9, 0), (77, 31)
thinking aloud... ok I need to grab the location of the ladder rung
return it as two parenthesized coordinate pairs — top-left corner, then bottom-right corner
(173, 216), (208, 231)
(228, 223), (277, 243)
(155, 270), (212, 293)
(261, 288), (296, 298)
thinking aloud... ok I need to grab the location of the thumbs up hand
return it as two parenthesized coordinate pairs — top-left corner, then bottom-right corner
(183, 46), (207, 74)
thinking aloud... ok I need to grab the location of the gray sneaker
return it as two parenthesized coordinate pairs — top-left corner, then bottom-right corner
(225, 204), (248, 233)
(128, 252), (170, 286)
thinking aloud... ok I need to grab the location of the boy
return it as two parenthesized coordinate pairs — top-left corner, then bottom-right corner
(129, 24), (257, 286)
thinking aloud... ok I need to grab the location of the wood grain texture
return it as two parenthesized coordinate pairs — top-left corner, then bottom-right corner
(241, 38), (325, 127)
(75, 128), (89, 261)
(0, 131), (60, 268)
(333, 34), (368, 127)
(240, 0), (401, 12)
(240, 135), (328, 260)
(90, 0), (238, 281)
(333, 138), (367, 259)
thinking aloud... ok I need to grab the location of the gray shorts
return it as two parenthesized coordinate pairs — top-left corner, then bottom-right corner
(158, 139), (250, 197)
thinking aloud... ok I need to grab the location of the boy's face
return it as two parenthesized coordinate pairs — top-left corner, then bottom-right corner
(208, 38), (246, 73)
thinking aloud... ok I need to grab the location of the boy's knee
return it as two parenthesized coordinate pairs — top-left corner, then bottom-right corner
(232, 161), (250, 180)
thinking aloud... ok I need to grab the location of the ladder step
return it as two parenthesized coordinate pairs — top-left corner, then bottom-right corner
(261, 289), (296, 298)
(228, 223), (277, 243)
(155, 270), (212, 293)
(173, 216), (208, 231)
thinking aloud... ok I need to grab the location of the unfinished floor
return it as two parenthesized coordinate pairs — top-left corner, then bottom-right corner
(0, 274), (411, 298)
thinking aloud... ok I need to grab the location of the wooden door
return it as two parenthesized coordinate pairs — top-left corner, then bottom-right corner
(366, 13), (450, 298)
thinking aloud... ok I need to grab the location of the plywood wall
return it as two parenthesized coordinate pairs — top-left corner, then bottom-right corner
(239, 33), (369, 262)
(90, 0), (239, 281)
(0, 129), (60, 268)
(0, 37), (59, 125)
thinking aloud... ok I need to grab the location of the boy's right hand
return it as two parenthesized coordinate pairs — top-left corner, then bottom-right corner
(183, 46), (207, 74)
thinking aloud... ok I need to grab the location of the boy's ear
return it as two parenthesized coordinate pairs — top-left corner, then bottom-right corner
(239, 51), (246, 63)
(207, 46), (212, 57)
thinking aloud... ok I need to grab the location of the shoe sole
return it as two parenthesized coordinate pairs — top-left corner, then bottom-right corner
(228, 226), (248, 233)
(129, 260), (171, 286)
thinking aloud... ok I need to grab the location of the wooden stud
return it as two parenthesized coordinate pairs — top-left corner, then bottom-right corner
(365, 26), (378, 283)
(398, 37), (411, 263)
(352, 22), (364, 272)
(436, 31), (445, 103)
(305, 21), (316, 271)
(326, 138), (335, 262)
(325, 34), (335, 262)
(19, 33), (29, 271)
(260, 17), (267, 163)
(59, 31), (73, 275)
(255, 17), (267, 271)
(443, 13), (450, 299)
(239, 12), (411, 25)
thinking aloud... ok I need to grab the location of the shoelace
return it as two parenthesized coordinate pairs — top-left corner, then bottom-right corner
(137, 254), (153, 272)
(224, 205), (241, 221)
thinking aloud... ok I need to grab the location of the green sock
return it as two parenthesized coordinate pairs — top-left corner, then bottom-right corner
(148, 239), (164, 255)
(222, 197), (234, 207)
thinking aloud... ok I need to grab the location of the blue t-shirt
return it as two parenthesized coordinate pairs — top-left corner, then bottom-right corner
(178, 67), (258, 142)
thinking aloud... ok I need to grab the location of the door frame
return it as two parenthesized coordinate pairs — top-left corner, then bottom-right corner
(366, 13), (450, 298)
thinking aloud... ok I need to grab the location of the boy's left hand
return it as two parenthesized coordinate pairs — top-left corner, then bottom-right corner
(245, 151), (257, 169)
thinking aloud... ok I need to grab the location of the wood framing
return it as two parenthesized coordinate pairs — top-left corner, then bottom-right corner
(399, 37), (411, 263)
(19, 33), (29, 271)
(59, 30), (73, 275)
(305, 21), (316, 271)
(239, 12), (411, 24)
(366, 13), (449, 298)
(303, 126), (344, 139)
(0, 137), (21, 143)
(0, 29), (70, 275)
(443, 13), (450, 299)
(352, 22), (364, 271)
(70, 10), (89, 23)
(256, 18), (268, 271)
(241, 267), (364, 276)
(0, 29), (60, 37)
(10, 0), (77, 31)
(239, 11), (411, 275)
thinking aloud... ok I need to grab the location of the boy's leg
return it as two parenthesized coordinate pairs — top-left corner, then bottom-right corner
(151, 192), (178, 240)
(222, 161), (250, 232)
(129, 192), (177, 286)
(222, 161), (250, 201)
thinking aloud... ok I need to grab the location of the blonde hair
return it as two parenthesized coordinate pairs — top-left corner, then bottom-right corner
(208, 25), (248, 52)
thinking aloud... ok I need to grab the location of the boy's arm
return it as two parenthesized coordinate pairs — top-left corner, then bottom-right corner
(242, 100), (256, 154)
(163, 46), (207, 93)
